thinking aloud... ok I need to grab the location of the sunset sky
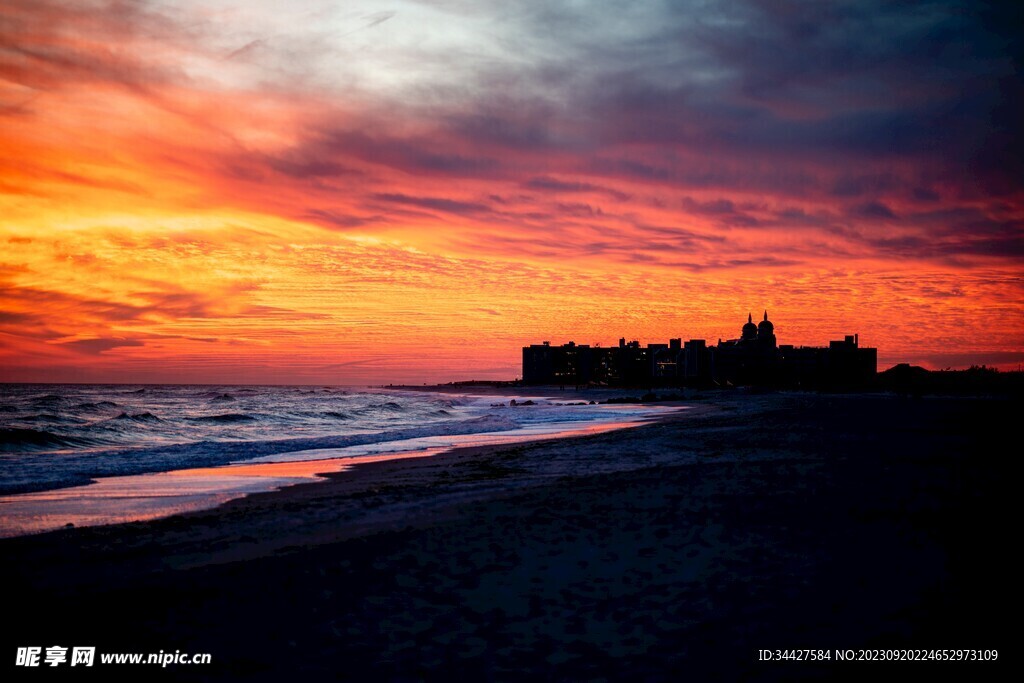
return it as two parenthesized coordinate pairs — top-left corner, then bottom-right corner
(1, 0), (1022, 383)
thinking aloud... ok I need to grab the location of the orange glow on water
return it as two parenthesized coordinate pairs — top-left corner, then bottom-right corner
(0, 416), (652, 537)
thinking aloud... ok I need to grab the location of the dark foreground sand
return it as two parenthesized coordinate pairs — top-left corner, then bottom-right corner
(1, 392), (1015, 681)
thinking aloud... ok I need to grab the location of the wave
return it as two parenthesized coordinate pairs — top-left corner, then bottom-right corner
(0, 427), (94, 451)
(188, 413), (257, 424)
(0, 386), (646, 496)
(112, 412), (163, 423)
(31, 394), (66, 406)
(19, 413), (75, 424)
(75, 400), (119, 410)
(354, 401), (406, 415)
(0, 414), (522, 494)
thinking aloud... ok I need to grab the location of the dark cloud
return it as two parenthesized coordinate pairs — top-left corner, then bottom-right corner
(868, 233), (1024, 261)
(266, 156), (360, 180)
(0, 284), (263, 331)
(678, 197), (766, 228)
(911, 187), (941, 203)
(304, 209), (382, 230)
(853, 201), (898, 220)
(831, 174), (901, 198)
(419, 0), (1024, 205)
(658, 256), (806, 272)
(681, 197), (737, 215)
(443, 109), (557, 151)
(0, 310), (34, 323)
(633, 224), (726, 245)
(864, 207), (1024, 260)
(318, 130), (501, 177)
(59, 338), (144, 355)
(523, 177), (628, 201)
(372, 193), (493, 217)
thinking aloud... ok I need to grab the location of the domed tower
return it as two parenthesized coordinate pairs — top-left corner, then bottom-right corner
(757, 310), (777, 348)
(741, 313), (758, 342)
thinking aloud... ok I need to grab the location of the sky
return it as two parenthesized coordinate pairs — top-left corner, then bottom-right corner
(1, 0), (1022, 384)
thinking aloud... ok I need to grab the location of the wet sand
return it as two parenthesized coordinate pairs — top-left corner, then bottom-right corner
(0, 412), (661, 538)
(0, 392), (1013, 680)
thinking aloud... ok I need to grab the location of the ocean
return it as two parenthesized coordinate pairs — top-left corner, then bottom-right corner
(0, 384), (667, 536)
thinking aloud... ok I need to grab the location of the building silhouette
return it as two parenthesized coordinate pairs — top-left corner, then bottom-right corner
(522, 312), (876, 388)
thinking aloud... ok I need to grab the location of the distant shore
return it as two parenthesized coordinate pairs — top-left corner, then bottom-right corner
(2, 391), (1012, 680)
(389, 365), (1024, 398)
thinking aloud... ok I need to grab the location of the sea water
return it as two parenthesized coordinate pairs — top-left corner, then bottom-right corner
(0, 384), (668, 536)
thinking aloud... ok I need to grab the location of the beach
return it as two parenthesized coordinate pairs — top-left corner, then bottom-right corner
(1, 391), (1013, 680)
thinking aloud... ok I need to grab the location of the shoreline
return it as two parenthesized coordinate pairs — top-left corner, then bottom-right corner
(0, 400), (710, 576)
(0, 400), (684, 540)
(2, 391), (1011, 679)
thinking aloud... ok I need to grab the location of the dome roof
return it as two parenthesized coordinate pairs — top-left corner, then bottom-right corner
(758, 310), (774, 333)
(742, 313), (758, 338)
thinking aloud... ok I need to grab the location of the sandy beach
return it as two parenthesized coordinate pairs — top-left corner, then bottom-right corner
(1, 391), (1013, 680)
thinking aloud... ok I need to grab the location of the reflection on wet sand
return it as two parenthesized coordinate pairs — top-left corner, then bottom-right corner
(0, 418), (651, 538)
